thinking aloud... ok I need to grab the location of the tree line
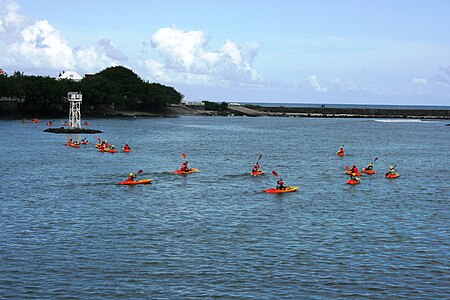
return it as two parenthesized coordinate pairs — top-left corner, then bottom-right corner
(0, 66), (183, 115)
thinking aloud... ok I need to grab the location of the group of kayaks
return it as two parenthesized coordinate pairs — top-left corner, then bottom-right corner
(338, 147), (400, 185)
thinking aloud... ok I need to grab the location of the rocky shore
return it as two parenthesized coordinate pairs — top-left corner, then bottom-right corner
(251, 106), (450, 119)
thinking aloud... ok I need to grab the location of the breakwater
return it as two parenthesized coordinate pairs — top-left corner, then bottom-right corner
(253, 106), (450, 119)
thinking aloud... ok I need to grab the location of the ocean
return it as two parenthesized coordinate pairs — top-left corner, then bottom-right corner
(1, 116), (449, 299)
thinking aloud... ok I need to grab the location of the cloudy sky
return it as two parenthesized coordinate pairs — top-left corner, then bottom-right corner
(1, 0), (450, 105)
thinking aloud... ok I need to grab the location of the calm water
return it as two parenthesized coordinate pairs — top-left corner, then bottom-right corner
(1, 117), (449, 299)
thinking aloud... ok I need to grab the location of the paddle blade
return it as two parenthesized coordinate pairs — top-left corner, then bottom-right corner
(272, 170), (279, 177)
(182, 153), (187, 159)
(374, 157), (378, 162)
(258, 154), (263, 161)
(345, 165), (350, 171)
(137, 169), (143, 174)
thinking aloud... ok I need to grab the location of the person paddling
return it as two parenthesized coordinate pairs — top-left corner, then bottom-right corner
(276, 177), (287, 190)
(127, 172), (135, 181)
(350, 172), (360, 182)
(252, 162), (260, 173)
(366, 163), (373, 170)
(123, 144), (131, 151)
(181, 161), (190, 172)
(351, 164), (359, 174)
(385, 166), (398, 177)
(337, 147), (345, 156)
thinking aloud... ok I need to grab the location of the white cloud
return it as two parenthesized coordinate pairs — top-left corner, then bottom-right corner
(145, 25), (261, 86)
(10, 20), (75, 70)
(0, 0), (124, 74)
(306, 75), (328, 92)
(411, 78), (428, 86)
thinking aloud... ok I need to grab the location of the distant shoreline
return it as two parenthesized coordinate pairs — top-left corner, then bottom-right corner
(1, 103), (449, 120)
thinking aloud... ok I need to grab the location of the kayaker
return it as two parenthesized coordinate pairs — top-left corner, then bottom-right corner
(252, 162), (260, 173)
(276, 178), (287, 190)
(388, 166), (396, 175)
(82, 138), (88, 143)
(350, 172), (360, 182)
(105, 140), (110, 147)
(128, 173), (135, 181)
(67, 138), (72, 145)
(351, 165), (359, 174)
(123, 144), (131, 151)
(74, 140), (80, 145)
(181, 161), (190, 172)
(366, 163), (373, 170)
(111, 145), (115, 150)
(337, 147), (345, 155)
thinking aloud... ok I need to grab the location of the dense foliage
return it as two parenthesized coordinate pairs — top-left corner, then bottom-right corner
(0, 66), (182, 115)
(204, 101), (228, 111)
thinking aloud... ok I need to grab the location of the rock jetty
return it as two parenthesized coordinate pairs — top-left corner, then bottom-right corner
(44, 127), (103, 134)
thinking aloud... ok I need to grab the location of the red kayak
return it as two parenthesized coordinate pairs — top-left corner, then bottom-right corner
(99, 149), (117, 153)
(81, 141), (89, 145)
(363, 169), (375, 175)
(122, 148), (132, 153)
(336, 152), (345, 157)
(346, 170), (362, 176)
(119, 179), (152, 185)
(346, 179), (360, 185)
(251, 169), (264, 176)
(385, 173), (399, 179)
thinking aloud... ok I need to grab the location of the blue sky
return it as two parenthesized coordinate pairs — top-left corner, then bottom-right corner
(1, 0), (450, 105)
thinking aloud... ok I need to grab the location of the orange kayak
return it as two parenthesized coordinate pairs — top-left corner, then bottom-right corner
(119, 179), (152, 185)
(336, 152), (345, 157)
(122, 148), (132, 153)
(81, 141), (89, 145)
(173, 168), (199, 175)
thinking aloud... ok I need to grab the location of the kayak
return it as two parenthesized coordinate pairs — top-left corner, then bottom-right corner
(122, 148), (132, 153)
(363, 168), (376, 175)
(69, 143), (80, 148)
(119, 178), (152, 185)
(263, 186), (299, 194)
(346, 179), (360, 185)
(173, 168), (199, 175)
(251, 169), (264, 176)
(385, 173), (399, 179)
(346, 170), (362, 176)
(336, 152), (345, 157)
(81, 141), (89, 145)
(99, 149), (117, 153)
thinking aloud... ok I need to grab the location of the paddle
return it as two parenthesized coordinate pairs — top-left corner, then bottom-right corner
(253, 154), (262, 172)
(182, 153), (187, 159)
(135, 169), (143, 180)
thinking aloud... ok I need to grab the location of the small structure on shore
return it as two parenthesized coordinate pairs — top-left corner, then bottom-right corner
(44, 92), (103, 134)
(68, 92), (82, 129)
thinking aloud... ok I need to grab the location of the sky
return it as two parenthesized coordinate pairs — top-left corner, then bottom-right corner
(1, 0), (450, 105)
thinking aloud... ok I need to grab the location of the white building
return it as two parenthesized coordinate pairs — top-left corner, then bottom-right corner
(58, 70), (83, 81)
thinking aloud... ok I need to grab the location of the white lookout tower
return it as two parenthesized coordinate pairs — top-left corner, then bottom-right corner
(68, 92), (82, 129)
